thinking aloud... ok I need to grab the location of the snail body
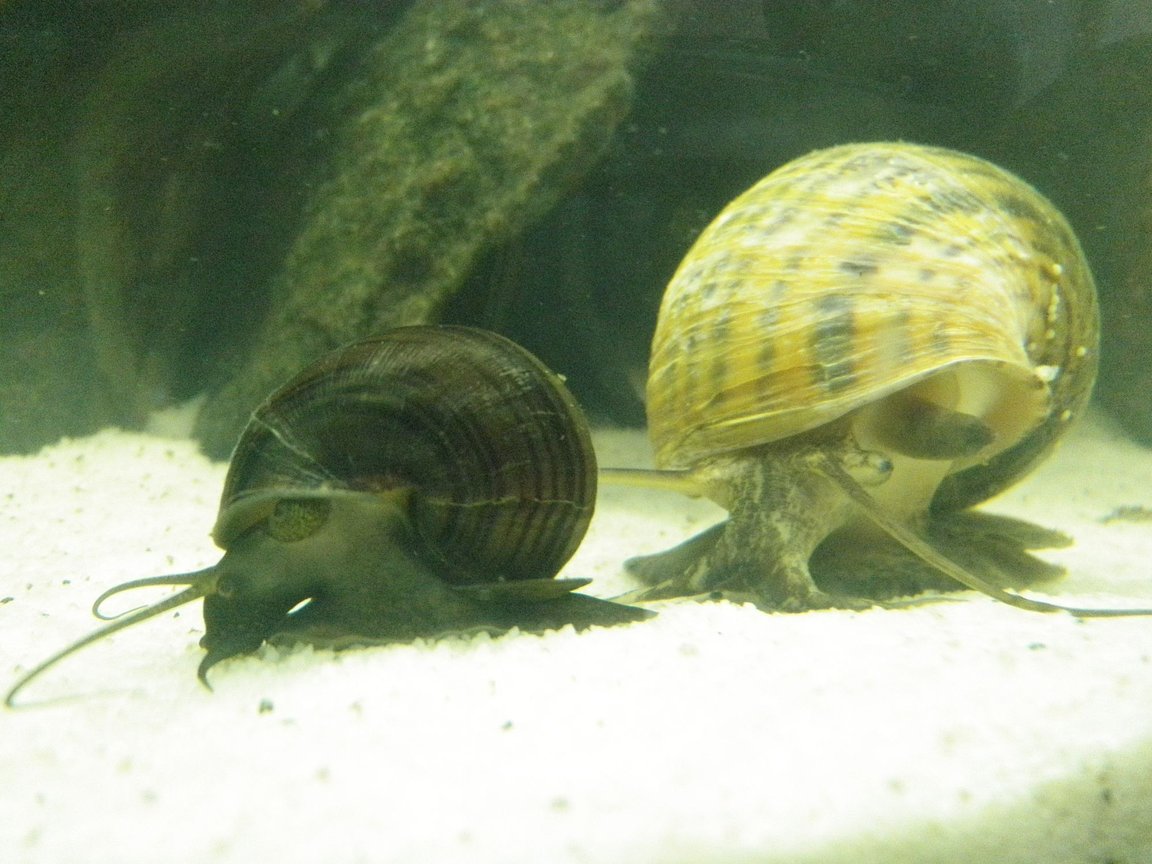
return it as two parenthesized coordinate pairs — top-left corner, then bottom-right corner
(7, 326), (649, 706)
(620, 141), (1151, 615)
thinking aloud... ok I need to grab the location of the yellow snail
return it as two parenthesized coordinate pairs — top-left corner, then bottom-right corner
(610, 141), (1152, 616)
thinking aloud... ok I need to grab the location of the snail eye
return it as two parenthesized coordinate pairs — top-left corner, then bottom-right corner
(264, 498), (332, 542)
(215, 575), (238, 599)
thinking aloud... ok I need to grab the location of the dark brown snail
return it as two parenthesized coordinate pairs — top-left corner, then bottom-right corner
(6, 325), (649, 706)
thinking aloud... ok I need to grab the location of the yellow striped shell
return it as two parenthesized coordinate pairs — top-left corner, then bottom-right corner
(620, 141), (1146, 615)
(647, 141), (1098, 511)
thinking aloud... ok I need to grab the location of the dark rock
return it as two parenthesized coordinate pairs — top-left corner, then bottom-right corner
(193, 0), (679, 457)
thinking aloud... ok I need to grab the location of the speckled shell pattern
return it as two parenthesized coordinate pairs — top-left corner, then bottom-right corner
(215, 326), (597, 585)
(647, 142), (1099, 510)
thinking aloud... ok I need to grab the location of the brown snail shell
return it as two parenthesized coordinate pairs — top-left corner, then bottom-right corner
(7, 326), (649, 706)
(617, 142), (1152, 616)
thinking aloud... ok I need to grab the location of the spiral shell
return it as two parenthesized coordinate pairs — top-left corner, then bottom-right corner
(5, 326), (651, 706)
(647, 142), (1098, 510)
(619, 142), (1148, 616)
(216, 325), (596, 584)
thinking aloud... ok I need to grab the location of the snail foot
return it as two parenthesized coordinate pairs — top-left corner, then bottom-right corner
(811, 509), (1069, 601)
(624, 522), (726, 588)
(709, 587), (873, 613)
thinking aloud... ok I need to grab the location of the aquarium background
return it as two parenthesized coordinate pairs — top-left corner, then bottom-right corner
(3, 2), (1152, 863)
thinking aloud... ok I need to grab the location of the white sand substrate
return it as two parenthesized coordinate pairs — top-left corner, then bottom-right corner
(2, 410), (1152, 863)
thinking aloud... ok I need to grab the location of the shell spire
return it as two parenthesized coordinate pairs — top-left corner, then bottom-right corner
(647, 142), (1098, 511)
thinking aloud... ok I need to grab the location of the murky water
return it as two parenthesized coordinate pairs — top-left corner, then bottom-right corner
(3, 3), (1152, 863)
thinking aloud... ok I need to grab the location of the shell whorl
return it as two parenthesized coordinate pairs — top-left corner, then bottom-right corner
(214, 325), (597, 584)
(646, 142), (1099, 510)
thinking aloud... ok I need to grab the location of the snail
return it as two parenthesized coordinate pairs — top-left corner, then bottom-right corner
(611, 141), (1152, 616)
(6, 325), (650, 706)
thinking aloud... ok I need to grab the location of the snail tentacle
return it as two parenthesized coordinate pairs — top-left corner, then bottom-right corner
(599, 466), (704, 497)
(813, 453), (1152, 617)
(92, 571), (208, 620)
(5, 575), (213, 708)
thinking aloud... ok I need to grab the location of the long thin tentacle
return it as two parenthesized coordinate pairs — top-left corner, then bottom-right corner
(599, 467), (703, 496)
(6, 569), (215, 708)
(814, 453), (1152, 617)
(92, 571), (207, 620)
